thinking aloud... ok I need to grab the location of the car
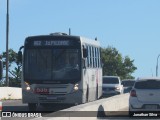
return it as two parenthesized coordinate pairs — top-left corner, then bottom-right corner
(121, 79), (135, 93)
(129, 77), (160, 112)
(102, 76), (124, 97)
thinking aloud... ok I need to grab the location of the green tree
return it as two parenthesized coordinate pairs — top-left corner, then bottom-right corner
(101, 46), (137, 79)
(1, 49), (22, 87)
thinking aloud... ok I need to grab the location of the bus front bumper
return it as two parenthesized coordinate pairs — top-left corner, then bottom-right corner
(22, 89), (83, 104)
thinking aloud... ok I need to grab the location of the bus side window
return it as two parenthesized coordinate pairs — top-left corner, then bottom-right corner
(97, 48), (100, 68)
(93, 46), (95, 68)
(82, 45), (88, 68)
(87, 46), (90, 68)
(83, 47), (88, 58)
(95, 47), (98, 68)
(94, 47), (97, 68)
(99, 48), (103, 68)
(90, 46), (93, 68)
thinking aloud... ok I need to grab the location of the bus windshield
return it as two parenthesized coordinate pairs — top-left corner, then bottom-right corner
(24, 48), (80, 82)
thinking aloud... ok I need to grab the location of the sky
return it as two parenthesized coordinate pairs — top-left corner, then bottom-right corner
(0, 0), (160, 78)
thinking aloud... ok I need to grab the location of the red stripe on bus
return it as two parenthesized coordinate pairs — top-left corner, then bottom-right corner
(0, 106), (2, 111)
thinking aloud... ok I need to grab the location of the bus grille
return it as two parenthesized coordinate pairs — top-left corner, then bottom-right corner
(38, 96), (65, 103)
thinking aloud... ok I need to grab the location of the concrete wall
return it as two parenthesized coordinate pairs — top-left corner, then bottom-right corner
(33, 94), (129, 120)
(0, 87), (22, 100)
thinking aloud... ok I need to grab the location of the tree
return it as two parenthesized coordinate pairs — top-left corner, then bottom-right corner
(0, 49), (22, 87)
(101, 46), (137, 79)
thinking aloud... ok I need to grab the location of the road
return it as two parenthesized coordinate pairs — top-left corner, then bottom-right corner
(2, 100), (73, 112)
(1, 99), (130, 119)
(1, 100), (74, 120)
(2, 100), (157, 120)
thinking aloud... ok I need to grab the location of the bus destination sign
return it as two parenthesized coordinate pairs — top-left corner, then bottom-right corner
(33, 40), (69, 46)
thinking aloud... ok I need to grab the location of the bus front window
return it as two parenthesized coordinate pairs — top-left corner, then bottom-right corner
(24, 49), (80, 82)
(54, 49), (79, 70)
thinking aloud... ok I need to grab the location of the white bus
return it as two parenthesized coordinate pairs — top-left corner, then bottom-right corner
(18, 33), (102, 111)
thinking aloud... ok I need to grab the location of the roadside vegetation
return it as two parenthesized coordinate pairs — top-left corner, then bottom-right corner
(0, 49), (21, 87)
(101, 46), (137, 79)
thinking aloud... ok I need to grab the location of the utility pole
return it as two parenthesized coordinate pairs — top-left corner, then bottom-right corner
(6, 0), (9, 86)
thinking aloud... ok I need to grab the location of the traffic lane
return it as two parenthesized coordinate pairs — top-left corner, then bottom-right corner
(2, 100), (51, 119)
(1, 100), (30, 120)
(2, 102), (158, 120)
(2, 100), (141, 120)
(1, 100), (74, 120)
(2, 100), (28, 111)
(2, 99), (75, 119)
(2, 100), (74, 112)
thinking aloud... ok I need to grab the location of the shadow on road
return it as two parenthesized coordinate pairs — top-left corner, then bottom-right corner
(97, 105), (106, 118)
(97, 104), (129, 119)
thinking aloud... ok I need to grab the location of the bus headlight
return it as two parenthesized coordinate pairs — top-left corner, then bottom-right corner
(26, 86), (31, 90)
(115, 87), (120, 90)
(74, 84), (79, 91)
(25, 82), (31, 91)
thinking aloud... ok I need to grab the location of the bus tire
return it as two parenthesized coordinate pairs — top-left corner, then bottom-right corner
(28, 103), (37, 111)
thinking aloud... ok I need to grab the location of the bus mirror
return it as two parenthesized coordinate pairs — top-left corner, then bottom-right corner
(0, 60), (3, 80)
(83, 48), (88, 58)
(18, 51), (22, 64)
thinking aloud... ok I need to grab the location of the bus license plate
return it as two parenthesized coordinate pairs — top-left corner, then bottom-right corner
(47, 97), (57, 100)
(145, 105), (157, 109)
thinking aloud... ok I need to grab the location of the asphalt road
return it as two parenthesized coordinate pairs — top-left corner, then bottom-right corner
(1, 100), (129, 119)
(1, 100), (74, 120)
(2, 100), (157, 120)
(2, 99), (73, 112)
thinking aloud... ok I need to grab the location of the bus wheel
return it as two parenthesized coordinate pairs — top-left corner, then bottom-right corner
(28, 103), (37, 111)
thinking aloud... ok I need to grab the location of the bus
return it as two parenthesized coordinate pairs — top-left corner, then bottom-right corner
(18, 32), (102, 111)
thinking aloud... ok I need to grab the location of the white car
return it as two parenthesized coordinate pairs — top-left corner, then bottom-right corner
(102, 76), (124, 97)
(121, 79), (135, 93)
(129, 77), (160, 112)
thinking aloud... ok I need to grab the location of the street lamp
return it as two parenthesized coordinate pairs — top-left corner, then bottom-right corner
(156, 54), (160, 77)
(6, 0), (9, 86)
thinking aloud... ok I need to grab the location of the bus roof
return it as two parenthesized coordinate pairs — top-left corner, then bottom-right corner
(25, 34), (100, 47)
(80, 36), (100, 47)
